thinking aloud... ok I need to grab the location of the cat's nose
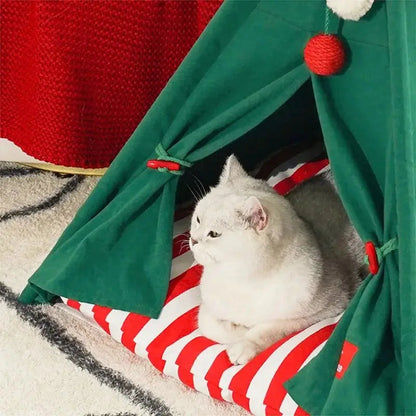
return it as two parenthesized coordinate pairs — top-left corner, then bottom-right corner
(191, 238), (198, 246)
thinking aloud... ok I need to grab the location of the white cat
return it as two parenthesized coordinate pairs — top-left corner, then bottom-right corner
(189, 155), (364, 365)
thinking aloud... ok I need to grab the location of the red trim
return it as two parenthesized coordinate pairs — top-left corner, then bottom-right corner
(263, 324), (336, 409)
(206, 381), (224, 402)
(147, 307), (199, 373)
(273, 159), (329, 195)
(91, 305), (112, 334)
(175, 335), (216, 373)
(365, 241), (379, 274)
(66, 299), (81, 310)
(294, 406), (309, 416)
(165, 265), (202, 304)
(120, 313), (151, 353)
(335, 341), (358, 379)
(177, 366), (195, 389)
(147, 159), (181, 171)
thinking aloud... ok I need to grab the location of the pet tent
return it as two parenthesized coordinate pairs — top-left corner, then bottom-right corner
(20, 1), (415, 415)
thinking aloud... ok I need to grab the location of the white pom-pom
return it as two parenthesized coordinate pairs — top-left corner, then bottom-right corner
(327, 0), (374, 21)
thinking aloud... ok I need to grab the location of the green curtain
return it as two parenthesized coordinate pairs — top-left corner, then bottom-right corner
(19, 1), (415, 414)
(285, 2), (416, 415)
(20, 1), (313, 317)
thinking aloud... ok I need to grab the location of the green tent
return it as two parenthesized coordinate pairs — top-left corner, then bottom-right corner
(20, 1), (415, 414)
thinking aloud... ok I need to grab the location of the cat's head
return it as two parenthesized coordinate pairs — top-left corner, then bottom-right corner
(189, 155), (281, 266)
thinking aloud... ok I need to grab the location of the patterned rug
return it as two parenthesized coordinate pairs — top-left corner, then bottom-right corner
(0, 162), (247, 416)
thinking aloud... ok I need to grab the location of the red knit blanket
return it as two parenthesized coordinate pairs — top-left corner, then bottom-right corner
(0, 1), (221, 168)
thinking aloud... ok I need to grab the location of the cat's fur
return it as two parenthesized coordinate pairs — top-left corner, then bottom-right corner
(189, 155), (364, 365)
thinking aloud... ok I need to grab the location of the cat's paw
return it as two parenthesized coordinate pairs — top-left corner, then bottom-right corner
(226, 340), (260, 365)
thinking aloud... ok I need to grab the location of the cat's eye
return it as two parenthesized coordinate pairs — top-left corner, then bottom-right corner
(208, 231), (221, 238)
(196, 217), (200, 224)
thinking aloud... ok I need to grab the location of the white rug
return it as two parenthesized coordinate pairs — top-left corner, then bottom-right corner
(0, 163), (248, 416)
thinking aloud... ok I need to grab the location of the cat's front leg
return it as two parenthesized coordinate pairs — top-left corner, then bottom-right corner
(198, 304), (248, 344)
(226, 318), (309, 365)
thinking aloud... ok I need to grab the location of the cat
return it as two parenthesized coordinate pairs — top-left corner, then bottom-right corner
(189, 154), (364, 365)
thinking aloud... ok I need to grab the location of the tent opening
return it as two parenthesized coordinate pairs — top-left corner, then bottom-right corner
(176, 79), (324, 206)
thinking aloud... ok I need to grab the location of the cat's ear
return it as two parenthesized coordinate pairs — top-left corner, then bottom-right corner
(219, 155), (248, 185)
(243, 196), (268, 231)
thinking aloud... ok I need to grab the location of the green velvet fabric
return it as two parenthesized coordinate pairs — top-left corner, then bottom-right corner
(286, 3), (416, 415)
(20, 1), (313, 317)
(19, 1), (415, 414)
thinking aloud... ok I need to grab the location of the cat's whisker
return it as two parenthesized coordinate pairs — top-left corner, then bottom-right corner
(192, 174), (207, 200)
(186, 184), (200, 203)
(192, 183), (204, 202)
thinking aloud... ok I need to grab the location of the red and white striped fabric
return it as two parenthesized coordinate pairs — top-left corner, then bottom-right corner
(63, 143), (337, 416)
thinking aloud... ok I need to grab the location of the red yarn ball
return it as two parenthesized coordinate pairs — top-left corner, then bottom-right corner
(304, 33), (345, 76)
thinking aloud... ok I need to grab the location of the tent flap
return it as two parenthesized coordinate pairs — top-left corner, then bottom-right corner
(19, 0), (314, 316)
(286, 1), (416, 415)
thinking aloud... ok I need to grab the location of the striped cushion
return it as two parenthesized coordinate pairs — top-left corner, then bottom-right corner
(63, 143), (338, 416)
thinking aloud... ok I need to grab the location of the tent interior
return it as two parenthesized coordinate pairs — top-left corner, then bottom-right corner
(176, 80), (324, 205)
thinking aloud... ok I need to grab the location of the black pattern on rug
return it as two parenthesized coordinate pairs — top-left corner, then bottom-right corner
(0, 281), (173, 416)
(86, 413), (140, 416)
(0, 174), (85, 223)
(0, 166), (42, 177)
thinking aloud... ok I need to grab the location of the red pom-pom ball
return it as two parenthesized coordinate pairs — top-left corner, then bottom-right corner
(304, 33), (345, 76)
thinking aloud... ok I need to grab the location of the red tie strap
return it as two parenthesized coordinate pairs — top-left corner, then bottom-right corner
(365, 242), (379, 274)
(147, 143), (191, 175)
(147, 160), (181, 172)
(365, 237), (398, 275)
